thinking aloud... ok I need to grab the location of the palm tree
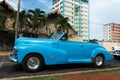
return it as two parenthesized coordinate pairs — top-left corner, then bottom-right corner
(11, 10), (27, 34)
(55, 14), (71, 33)
(19, 10), (28, 33)
(0, 13), (6, 29)
(26, 8), (46, 37)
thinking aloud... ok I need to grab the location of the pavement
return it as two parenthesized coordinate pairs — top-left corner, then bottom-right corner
(0, 52), (120, 80)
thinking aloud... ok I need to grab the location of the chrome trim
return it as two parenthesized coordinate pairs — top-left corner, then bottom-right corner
(95, 56), (103, 66)
(9, 57), (17, 62)
(9, 53), (18, 63)
(27, 57), (40, 70)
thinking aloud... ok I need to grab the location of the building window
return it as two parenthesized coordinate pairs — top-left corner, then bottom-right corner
(75, 0), (80, 2)
(60, 2), (63, 5)
(81, 0), (88, 3)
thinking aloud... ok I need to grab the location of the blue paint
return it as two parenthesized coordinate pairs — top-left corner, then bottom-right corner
(9, 32), (112, 66)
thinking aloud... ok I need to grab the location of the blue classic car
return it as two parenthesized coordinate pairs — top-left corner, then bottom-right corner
(9, 32), (112, 72)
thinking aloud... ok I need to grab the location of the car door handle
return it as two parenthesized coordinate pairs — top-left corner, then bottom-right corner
(49, 42), (56, 45)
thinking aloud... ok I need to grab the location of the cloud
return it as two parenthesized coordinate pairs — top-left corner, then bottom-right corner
(38, 0), (52, 5)
(7, 0), (18, 10)
(0, 0), (24, 10)
(90, 0), (120, 40)
(38, 0), (47, 4)
(38, 0), (52, 9)
(2, 0), (119, 40)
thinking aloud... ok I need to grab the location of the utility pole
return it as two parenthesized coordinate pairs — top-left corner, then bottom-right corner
(15, 0), (21, 40)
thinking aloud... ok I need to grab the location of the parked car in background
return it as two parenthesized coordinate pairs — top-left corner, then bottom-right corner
(112, 46), (120, 60)
(9, 32), (112, 72)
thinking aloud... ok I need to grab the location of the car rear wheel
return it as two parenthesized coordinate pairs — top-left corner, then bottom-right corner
(94, 54), (104, 67)
(22, 54), (44, 72)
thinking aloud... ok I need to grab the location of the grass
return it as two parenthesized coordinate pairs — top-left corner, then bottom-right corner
(15, 76), (60, 80)
(15, 68), (120, 80)
(79, 69), (120, 75)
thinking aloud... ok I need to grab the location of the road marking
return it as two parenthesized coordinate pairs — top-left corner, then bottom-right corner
(0, 62), (4, 68)
(0, 62), (11, 68)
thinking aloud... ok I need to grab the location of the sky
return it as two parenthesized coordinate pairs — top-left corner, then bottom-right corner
(0, 0), (120, 40)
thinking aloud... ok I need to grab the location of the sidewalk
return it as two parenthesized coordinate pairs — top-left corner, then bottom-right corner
(0, 52), (9, 57)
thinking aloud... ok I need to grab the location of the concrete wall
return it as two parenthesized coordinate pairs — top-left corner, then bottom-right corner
(99, 42), (120, 51)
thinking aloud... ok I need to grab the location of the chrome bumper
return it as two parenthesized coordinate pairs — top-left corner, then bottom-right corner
(9, 53), (18, 63)
(112, 51), (120, 56)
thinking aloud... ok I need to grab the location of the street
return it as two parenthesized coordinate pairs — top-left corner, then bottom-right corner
(0, 56), (120, 79)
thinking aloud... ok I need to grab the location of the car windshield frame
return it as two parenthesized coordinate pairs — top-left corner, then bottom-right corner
(50, 32), (65, 40)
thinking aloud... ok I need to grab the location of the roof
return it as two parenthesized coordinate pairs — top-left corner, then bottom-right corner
(46, 10), (77, 35)
(0, 0), (14, 12)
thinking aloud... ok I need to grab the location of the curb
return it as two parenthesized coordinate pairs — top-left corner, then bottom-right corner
(2, 67), (120, 80)
(0, 53), (9, 57)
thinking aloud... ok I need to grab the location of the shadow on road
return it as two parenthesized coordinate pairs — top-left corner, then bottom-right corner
(0, 56), (120, 79)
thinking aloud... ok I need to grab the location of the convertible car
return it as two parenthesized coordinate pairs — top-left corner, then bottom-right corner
(9, 32), (112, 72)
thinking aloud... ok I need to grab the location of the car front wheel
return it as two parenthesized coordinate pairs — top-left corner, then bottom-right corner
(22, 54), (44, 72)
(93, 54), (104, 67)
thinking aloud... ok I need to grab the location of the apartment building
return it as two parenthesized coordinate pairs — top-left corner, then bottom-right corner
(103, 23), (120, 42)
(52, 0), (89, 41)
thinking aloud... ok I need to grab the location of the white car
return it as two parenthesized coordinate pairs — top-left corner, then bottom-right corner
(112, 46), (120, 60)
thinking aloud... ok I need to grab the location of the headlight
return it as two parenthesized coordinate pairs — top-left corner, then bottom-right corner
(9, 48), (18, 55)
(12, 48), (18, 53)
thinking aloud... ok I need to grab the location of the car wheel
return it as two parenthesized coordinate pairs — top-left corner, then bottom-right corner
(114, 55), (120, 60)
(94, 54), (104, 67)
(22, 54), (44, 72)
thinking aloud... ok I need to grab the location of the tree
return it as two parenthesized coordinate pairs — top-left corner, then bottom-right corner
(26, 8), (46, 37)
(0, 5), (5, 11)
(11, 10), (28, 34)
(55, 14), (71, 39)
(0, 13), (6, 29)
(55, 14), (71, 33)
(19, 10), (28, 33)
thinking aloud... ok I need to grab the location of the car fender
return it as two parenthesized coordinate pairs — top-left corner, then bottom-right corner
(91, 48), (112, 61)
(17, 45), (68, 65)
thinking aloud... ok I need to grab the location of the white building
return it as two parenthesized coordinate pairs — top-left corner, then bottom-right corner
(103, 23), (120, 42)
(52, 0), (90, 41)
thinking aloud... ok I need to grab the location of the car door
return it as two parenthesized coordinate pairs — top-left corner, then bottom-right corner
(58, 40), (90, 63)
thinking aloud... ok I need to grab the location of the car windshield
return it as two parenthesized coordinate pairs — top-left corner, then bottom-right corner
(50, 32), (64, 40)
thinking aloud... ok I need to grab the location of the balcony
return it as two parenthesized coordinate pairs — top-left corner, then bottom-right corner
(112, 37), (120, 39)
(112, 34), (120, 37)
(112, 31), (120, 34)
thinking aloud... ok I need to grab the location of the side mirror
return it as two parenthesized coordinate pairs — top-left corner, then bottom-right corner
(19, 34), (23, 37)
(61, 36), (65, 40)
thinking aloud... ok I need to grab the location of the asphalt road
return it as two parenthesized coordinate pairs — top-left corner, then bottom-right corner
(0, 56), (120, 79)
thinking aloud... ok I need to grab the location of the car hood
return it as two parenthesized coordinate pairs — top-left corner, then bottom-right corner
(15, 37), (58, 46)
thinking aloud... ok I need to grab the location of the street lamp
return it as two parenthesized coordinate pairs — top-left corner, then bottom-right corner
(15, 0), (21, 40)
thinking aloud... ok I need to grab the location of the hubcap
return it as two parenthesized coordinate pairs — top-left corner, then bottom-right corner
(27, 57), (40, 70)
(96, 56), (103, 66)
